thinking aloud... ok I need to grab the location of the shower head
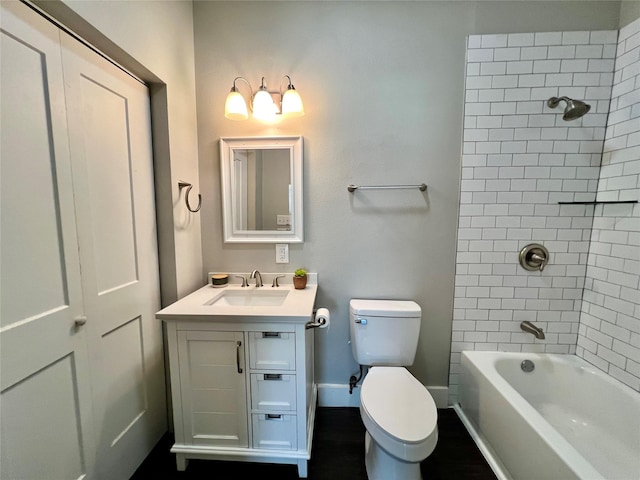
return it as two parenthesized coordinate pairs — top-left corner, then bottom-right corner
(547, 96), (591, 121)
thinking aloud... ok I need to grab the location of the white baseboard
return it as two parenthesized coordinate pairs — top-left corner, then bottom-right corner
(427, 386), (450, 408)
(317, 383), (361, 407)
(317, 383), (449, 409)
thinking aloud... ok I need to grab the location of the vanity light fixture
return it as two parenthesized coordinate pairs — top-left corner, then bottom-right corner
(224, 75), (304, 121)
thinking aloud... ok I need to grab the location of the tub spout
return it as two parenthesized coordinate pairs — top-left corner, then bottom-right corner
(520, 321), (545, 339)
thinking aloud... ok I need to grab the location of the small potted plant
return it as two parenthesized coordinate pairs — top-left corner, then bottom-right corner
(293, 268), (308, 290)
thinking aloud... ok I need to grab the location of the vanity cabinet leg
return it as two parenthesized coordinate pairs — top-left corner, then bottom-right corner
(176, 454), (189, 471)
(297, 459), (308, 478)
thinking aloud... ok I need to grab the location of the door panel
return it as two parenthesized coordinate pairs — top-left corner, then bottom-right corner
(80, 76), (139, 295)
(0, 355), (85, 480)
(60, 31), (165, 479)
(0, 3), (94, 478)
(0, 27), (69, 326)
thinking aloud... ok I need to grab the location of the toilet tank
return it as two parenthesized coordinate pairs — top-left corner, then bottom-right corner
(349, 299), (421, 366)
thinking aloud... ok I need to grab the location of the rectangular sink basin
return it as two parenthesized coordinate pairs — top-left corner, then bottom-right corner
(206, 289), (289, 307)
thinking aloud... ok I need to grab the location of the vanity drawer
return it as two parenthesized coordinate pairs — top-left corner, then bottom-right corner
(252, 413), (297, 450)
(248, 332), (295, 371)
(250, 373), (296, 411)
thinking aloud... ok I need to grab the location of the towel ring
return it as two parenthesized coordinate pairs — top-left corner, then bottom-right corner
(178, 181), (201, 213)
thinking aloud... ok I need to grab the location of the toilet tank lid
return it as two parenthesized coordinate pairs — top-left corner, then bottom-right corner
(350, 299), (421, 317)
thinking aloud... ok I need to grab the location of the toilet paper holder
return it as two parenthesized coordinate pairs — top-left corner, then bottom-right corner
(305, 308), (329, 329)
(305, 317), (326, 329)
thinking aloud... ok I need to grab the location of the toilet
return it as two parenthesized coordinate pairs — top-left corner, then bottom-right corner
(349, 299), (438, 480)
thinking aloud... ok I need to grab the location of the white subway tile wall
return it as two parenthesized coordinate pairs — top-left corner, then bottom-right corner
(450, 29), (618, 403)
(577, 17), (640, 391)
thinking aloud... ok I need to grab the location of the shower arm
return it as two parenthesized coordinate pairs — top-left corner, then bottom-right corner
(547, 96), (569, 108)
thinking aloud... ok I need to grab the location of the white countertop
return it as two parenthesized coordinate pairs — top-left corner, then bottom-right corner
(156, 281), (318, 323)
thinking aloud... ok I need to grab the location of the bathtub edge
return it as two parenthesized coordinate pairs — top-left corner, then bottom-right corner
(453, 403), (512, 480)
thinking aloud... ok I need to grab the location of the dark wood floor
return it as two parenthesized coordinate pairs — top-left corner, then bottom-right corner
(131, 408), (497, 479)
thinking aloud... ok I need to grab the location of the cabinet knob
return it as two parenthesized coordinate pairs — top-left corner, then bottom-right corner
(74, 315), (88, 327)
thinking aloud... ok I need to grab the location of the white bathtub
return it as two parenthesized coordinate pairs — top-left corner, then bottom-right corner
(456, 351), (640, 480)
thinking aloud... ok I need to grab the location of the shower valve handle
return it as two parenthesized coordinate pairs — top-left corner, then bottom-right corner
(519, 244), (549, 272)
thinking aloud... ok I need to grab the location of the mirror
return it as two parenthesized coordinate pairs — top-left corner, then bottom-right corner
(220, 136), (303, 243)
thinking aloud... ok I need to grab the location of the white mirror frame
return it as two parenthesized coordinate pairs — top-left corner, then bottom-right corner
(220, 136), (304, 243)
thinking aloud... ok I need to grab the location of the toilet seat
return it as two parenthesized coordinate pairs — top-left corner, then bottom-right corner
(360, 366), (438, 462)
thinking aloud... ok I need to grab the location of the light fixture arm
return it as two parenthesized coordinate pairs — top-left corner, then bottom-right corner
(280, 75), (294, 94)
(230, 76), (254, 105)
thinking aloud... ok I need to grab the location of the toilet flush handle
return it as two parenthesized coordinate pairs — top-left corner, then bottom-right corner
(355, 318), (367, 325)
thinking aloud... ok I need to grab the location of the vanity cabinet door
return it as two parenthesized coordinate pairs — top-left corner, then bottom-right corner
(177, 331), (248, 447)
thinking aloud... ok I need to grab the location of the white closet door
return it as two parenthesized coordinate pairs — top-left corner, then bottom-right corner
(59, 32), (166, 479)
(0, 3), (95, 479)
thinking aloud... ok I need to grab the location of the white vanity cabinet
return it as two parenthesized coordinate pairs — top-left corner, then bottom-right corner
(158, 281), (318, 478)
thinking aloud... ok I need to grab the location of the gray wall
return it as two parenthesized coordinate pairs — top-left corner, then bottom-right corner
(620, 1), (640, 27)
(260, 150), (291, 231)
(194, 1), (620, 389)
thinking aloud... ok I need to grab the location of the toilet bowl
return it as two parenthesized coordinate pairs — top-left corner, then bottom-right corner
(360, 366), (438, 480)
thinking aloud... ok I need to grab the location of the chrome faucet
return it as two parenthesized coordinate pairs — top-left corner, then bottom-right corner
(520, 321), (545, 339)
(250, 270), (263, 287)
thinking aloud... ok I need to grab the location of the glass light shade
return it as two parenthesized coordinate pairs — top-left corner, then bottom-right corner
(225, 91), (248, 120)
(252, 89), (277, 121)
(281, 88), (304, 117)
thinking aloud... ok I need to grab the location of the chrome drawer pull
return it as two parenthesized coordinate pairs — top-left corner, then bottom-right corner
(264, 374), (282, 381)
(236, 341), (243, 374)
(262, 332), (281, 338)
(266, 414), (282, 420)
